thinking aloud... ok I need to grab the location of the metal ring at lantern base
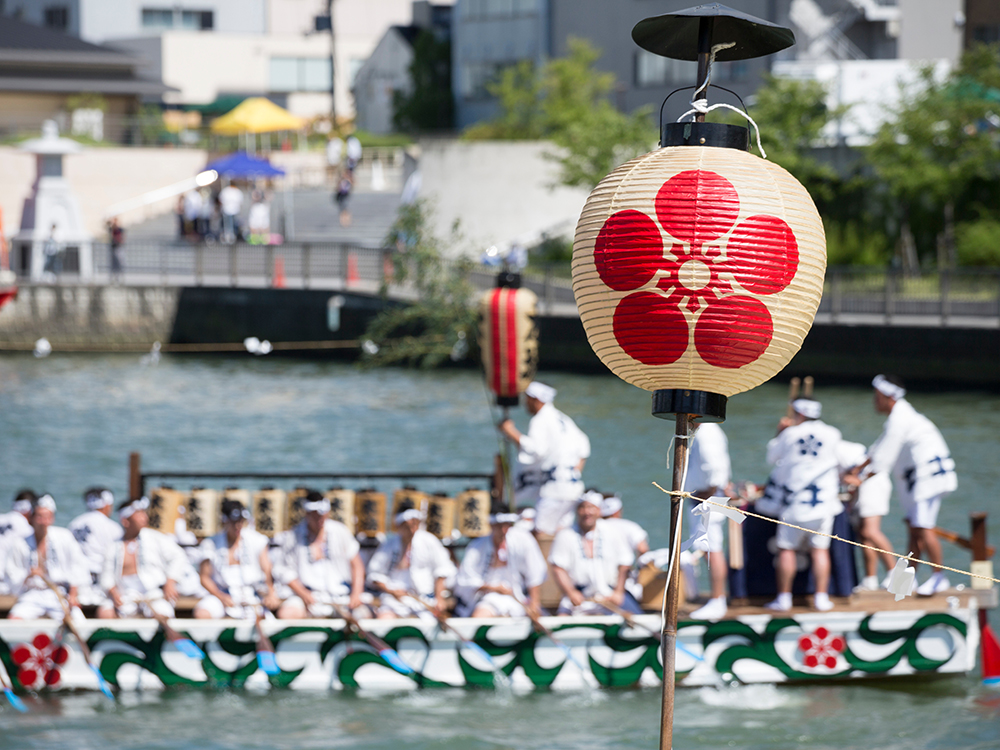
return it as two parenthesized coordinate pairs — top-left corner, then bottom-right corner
(496, 271), (521, 288)
(661, 122), (748, 151)
(496, 395), (519, 407)
(651, 389), (727, 423)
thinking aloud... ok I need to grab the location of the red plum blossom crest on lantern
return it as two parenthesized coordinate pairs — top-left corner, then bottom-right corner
(593, 169), (799, 369)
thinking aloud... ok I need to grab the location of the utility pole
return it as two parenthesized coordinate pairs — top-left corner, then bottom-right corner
(327, 0), (337, 127)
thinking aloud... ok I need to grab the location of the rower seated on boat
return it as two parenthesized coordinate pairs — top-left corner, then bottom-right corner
(194, 500), (280, 619)
(0, 489), (35, 596)
(97, 497), (194, 619)
(548, 490), (640, 616)
(453, 511), (547, 618)
(367, 508), (456, 620)
(273, 491), (368, 619)
(69, 487), (123, 607)
(5, 494), (88, 622)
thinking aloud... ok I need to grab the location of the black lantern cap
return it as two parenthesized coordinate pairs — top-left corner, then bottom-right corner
(632, 3), (794, 62)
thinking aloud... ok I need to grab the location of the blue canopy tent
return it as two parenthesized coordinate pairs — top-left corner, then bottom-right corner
(204, 151), (285, 179)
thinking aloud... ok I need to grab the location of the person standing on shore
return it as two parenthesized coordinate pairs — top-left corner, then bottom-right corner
(685, 422), (733, 621)
(6, 495), (88, 621)
(765, 399), (847, 612)
(69, 487), (123, 607)
(846, 375), (957, 595)
(498, 382), (591, 536)
(107, 217), (124, 281)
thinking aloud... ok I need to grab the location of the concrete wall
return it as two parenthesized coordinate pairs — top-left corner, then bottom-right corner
(0, 285), (179, 345)
(898, 0), (963, 62)
(417, 138), (591, 256)
(353, 28), (414, 134)
(0, 146), (210, 239)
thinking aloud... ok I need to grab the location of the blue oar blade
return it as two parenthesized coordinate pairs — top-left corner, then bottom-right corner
(256, 650), (280, 676)
(463, 642), (496, 668)
(174, 639), (205, 660)
(91, 665), (115, 701)
(676, 640), (705, 663)
(4, 688), (27, 713)
(378, 648), (414, 675)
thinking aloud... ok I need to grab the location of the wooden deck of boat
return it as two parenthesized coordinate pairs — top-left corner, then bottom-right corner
(2, 587), (994, 621)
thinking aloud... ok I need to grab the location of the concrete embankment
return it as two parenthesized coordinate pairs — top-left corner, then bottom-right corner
(2, 284), (998, 389)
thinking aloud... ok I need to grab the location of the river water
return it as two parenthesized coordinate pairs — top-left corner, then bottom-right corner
(1, 354), (998, 749)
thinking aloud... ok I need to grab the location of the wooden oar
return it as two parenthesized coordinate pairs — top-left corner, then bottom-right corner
(140, 599), (204, 660)
(252, 606), (280, 676)
(803, 375), (814, 398)
(329, 601), (414, 676)
(40, 576), (114, 700)
(0, 654), (27, 713)
(785, 377), (801, 418)
(934, 526), (996, 558)
(526, 610), (589, 674)
(405, 591), (498, 668)
(586, 597), (704, 663)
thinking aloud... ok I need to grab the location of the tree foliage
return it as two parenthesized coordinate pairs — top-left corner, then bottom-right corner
(463, 38), (654, 188)
(392, 30), (454, 132)
(362, 200), (478, 368)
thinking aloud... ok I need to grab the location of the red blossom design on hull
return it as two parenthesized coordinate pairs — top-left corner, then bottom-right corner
(798, 626), (846, 670)
(594, 169), (799, 368)
(11, 632), (69, 689)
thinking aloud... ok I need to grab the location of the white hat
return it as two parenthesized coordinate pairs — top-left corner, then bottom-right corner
(791, 398), (821, 419)
(34, 494), (57, 512)
(872, 374), (906, 400)
(394, 508), (424, 525)
(578, 490), (604, 507)
(525, 382), (556, 404)
(85, 489), (115, 510)
(600, 495), (623, 517)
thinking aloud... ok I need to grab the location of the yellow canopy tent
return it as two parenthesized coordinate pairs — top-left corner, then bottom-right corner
(210, 97), (305, 135)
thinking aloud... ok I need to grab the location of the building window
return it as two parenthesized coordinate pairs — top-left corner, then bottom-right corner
(634, 49), (697, 88)
(973, 24), (1000, 44)
(142, 8), (213, 30)
(464, 0), (535, 19)
(44, 5), (68, 30)
(270, 57), (332, 93)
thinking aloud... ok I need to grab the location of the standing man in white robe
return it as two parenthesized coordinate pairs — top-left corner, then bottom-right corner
(685, 422), (733, 621)
(765, 399), (848, 612)
(847, 375), (957, 595)
(69, 487), (123, 607)
(274, 492), (366, 619)
(548, 490), (637, 615)
(454, 512), (547, 617)
(7, 495), (89, 621)
(499, 382), (591, 536)
(196, 500), (280, 619)
(368, 509), (456, 620)
(0, 490), (34, 595)
(98, 497), (193, 618)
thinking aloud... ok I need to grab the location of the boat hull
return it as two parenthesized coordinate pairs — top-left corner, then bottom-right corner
(0, 605), (980, 692)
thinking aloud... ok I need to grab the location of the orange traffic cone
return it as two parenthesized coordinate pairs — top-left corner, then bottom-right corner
(346, 251), (359, 286)
(273, 256), (286, 288)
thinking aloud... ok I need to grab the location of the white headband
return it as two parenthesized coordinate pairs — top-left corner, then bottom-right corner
(119, 497), (149, 520)
(223, 505), (251, 522)
(12, 499), (33, 514)
(578, 490), (604, 508)
(86, 489), (115, 510)
(872, 375), (906, 400)
(34, 494), (56, 512)
(302, 498), (331, 514)
(395, 508), (424, 525)
(791, 398), (822, 419)
(489, 513), (520, 525)
(525, 382), (556, 404)
(519, 507), (536, 520)
(600, 496), (623, 517)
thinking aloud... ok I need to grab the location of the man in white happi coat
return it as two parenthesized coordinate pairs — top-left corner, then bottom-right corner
(98, 497), (193, 618)
(838, 441), (896, 592)
(274, 492), (366, 619)
(368, 509), (456, 620)
(69, 487), (124, 607)
(548, 490), (638, 616)
(847, 375), (957, 595)
(6, 495), (89, 621)
(685, 422), (734, 621)
(0, 489), (35, 595)
(499, 382), (591, 536)
(454, 512), (547, 617)
(600, 494), (649, 603)
(765, 399), (849, 612)
(196, 500), (280, 619)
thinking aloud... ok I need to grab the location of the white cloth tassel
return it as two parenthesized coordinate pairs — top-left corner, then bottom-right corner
(887, 554), (916, 601)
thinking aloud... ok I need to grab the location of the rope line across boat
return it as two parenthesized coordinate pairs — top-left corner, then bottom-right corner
(652, 482), (1000, 585)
